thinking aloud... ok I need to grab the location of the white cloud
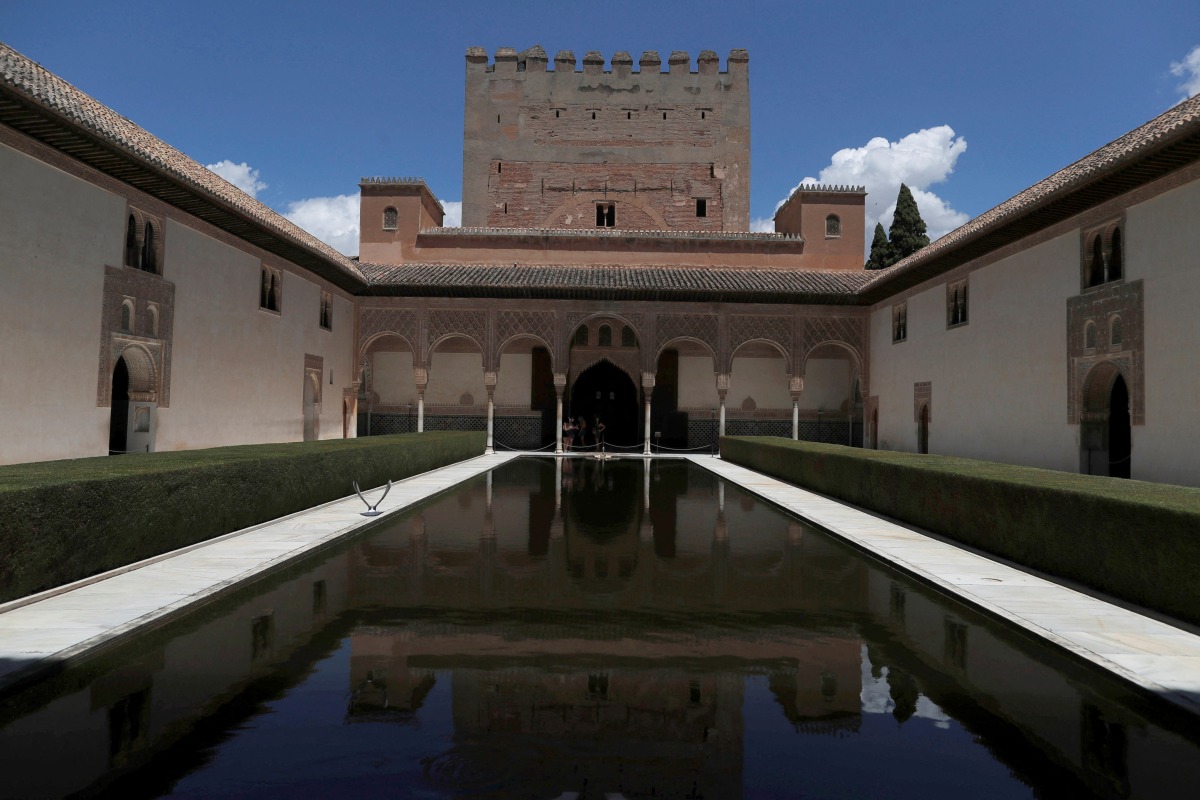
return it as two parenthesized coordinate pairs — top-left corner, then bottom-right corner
(1170, 45), (1200, 101)
(441, 200), (462, 227)
(284, 194), (360, 257)
(780, 125), (969, 251)
(205, 160), (267, 199)
(750, 216), (775, 233)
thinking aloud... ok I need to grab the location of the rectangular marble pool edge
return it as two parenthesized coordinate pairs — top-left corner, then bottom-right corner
(0, 451), (521, 693)
(687, 454), (1200, 718)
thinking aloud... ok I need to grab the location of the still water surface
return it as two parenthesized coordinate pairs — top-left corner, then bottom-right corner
(2, 458), (1200, 798)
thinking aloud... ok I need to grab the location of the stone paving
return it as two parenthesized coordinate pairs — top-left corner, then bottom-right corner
(688, 455), (1200, 716)
(0, 452), (519, 692)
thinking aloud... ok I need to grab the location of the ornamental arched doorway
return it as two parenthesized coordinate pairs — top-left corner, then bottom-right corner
(569, 360), (639, 450)
(108, 347), (157, 455)
(1080, 362), (1130, 478)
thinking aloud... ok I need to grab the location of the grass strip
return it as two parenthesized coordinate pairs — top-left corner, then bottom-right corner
(720, 436), (1200, 624)
(0, 432), (484, 603)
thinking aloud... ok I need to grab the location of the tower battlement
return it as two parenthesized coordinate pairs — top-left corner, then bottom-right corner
(465, 46), (749, 78)
(461, 45), (750, 231)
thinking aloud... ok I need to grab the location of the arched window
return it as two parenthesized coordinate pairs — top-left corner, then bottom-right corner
(1085, 321), (1097, 350)
(825, 214), (841, 237)
(573, 325), (589, 346)
(142, 222), (157, 273)
(621, 325), (636, 347)
(598, 325), (612, 346)
(268, 272), (280, 311)
(124, 215), (139, 268)
(1108, 227), (1123, 281)
(1110, 316), (1123, 347)
(146, 305), (159, 338)
(120, 300), (133, 334)
(383, 206), (398, 231)
(1089, 236), (1104, 287)
(260, 268), (271, 309)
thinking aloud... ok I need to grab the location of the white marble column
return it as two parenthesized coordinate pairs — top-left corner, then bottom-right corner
(484, 371), (497, 454)
(554, 373), (566, 454)
(790, 376), (803, 441)
(642, 372), (655, 456)
(716, 373), (729, 440)
(414, 366), (427, 434)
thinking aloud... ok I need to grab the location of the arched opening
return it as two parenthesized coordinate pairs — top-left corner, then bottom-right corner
(1080, 362), (1131, 477)
(870, 406), (879, 449)
(497, 333), (555, 449)
(1109, 375), (1131, 479)
(656, 338), (717, 449)
(426, 335), (485, 433)
(621, 326), (637, 348)
(729, 340), (791, 439)
(569, 360), (639, 450)
(1089, 236), (1104, 287)
(141, 221), (157, 274)
(108, 357), (130, 455)
(917, 404), (930, 454)
(802, 342), (859, 445)
(343, 397), (353, 439)
(303, 372), (319, 441)
(124, 215), (139, 268)
(360, 333), (418, 435)
(1109, 227), (1123, 281)
(598, 325), (612, 347)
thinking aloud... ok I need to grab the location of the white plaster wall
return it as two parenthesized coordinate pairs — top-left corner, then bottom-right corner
(799, 359), (850, 411)
(1125, 179), (1200, 485)
(0, 144), (119, 463)
(677, 355), (718, 408)
(869, 234), (1080, 470)
(161, 222), (356, 448)
(729, 355), (790, 409)
(426, 351), (485, 405)
(495, 352), (532, 407)
(372, 350), (417, 405)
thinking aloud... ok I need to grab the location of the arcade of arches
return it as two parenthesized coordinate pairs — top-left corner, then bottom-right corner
(355, 300), (869, 453)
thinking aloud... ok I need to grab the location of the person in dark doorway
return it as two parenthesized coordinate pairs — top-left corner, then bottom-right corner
(563, 419), (576, 452)
(594, 417), (606, 451)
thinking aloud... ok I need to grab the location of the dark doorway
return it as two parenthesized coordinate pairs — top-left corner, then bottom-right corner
(653, 349), (686, 448)
(570, 360), (639, 450)
(917, 404), (929, 455)
(1109, 375), (1131, 479)
(109, 357), (130, 455)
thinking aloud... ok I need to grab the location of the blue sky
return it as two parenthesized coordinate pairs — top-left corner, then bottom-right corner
(3, 0), (1199, 255)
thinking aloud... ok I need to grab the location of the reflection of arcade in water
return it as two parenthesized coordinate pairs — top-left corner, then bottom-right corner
(349, 458), (868, 613)
(3, 459), (1200, 798)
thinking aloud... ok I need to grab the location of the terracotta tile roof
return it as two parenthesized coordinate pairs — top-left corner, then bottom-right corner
(0, 41), (367, 287)
(860, 92), (1200, 300)
(359, 262), (870, 304)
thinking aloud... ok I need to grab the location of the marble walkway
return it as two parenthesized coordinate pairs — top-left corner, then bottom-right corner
(0, 452), (520, 692)
(688, 455), (1200, 716)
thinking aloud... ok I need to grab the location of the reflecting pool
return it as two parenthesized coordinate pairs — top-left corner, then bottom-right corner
(2, 457), (1199, 798)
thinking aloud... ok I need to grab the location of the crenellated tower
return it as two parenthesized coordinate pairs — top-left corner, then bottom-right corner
(461, 46), (750, 231)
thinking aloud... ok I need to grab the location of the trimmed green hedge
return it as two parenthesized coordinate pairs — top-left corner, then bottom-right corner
(0, 432), (484, 603)
(721, 436), (1200, 624)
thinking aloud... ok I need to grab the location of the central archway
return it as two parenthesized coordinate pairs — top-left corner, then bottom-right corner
(569, 360), (639, 450)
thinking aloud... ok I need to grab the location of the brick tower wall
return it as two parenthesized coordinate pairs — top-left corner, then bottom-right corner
(462, 47), (750, 232)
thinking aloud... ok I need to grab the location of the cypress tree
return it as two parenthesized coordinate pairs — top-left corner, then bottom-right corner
(865, 222), (890, 270)
(887, 183), (930, 263)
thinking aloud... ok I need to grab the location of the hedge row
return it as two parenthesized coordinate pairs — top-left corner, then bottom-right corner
(0, 432), (484, 603)
(720, 436), (1200, 625)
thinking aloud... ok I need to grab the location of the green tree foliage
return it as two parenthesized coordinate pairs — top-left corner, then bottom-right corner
(864, 222), (890, 270)
(886, 183), (930, 263)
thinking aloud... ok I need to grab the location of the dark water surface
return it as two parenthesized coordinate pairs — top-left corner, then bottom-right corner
(2, 458), (1199, 798)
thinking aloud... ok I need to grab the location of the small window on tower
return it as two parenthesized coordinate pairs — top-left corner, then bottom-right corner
(591, 110), (596, 120)
(825, 214), (841, 238)
(597, 203), (615, 228)
(382, 206), (398, 231)
(497, 162), (502, 173)
(696, 198), (707, 218)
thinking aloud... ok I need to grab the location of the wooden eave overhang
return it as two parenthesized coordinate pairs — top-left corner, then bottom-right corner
(0, 86), (368, 293)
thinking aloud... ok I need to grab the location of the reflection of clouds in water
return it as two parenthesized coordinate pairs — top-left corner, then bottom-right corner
(859, 645), (951, 729)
